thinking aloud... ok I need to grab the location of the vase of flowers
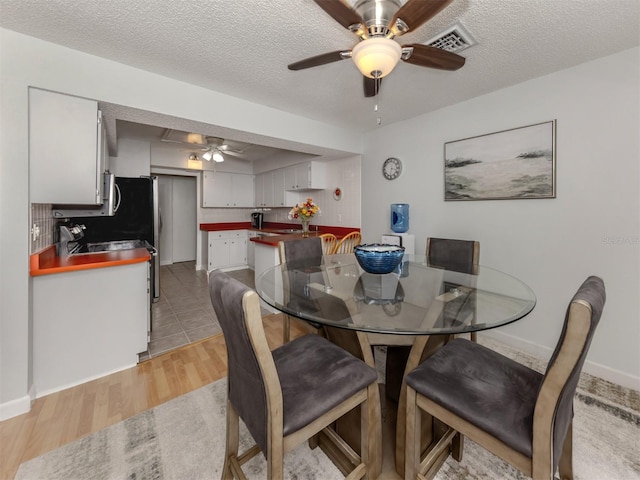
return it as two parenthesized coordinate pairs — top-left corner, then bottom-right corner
(288, 198), (320, 237)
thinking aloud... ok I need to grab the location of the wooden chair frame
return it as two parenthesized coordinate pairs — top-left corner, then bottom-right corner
(333, 231), (362, 254)
(221, 288), (381, 480)
(319, 233), (338, 255)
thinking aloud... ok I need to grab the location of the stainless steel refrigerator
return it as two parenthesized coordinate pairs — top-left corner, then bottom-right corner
(79, 176), (160, 302)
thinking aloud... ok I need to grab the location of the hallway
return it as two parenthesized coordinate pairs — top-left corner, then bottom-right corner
(139, 262), (256, 360)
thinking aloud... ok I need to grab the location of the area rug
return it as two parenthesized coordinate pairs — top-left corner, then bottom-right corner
(16, 375), (639, 480)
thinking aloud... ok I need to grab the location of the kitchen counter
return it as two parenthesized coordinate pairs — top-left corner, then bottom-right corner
(199, 221), (360, 245)
(30, 245), (150, 276)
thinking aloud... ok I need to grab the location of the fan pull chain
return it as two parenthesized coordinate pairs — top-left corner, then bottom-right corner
(375, 81), (382, 125)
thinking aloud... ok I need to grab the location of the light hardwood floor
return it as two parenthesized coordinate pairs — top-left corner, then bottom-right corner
(0, 314), (303, 480)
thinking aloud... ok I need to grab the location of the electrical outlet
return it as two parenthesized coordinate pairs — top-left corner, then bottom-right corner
(337, 214), (342, 224)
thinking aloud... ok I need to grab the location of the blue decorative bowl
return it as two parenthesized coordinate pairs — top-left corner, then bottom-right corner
(354, 244), (405, 274)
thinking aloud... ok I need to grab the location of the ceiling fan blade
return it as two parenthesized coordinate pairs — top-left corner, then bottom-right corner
(288, 50), (348, 71)
(312, 0), (363, 30)
(390, 0), (454, 35)
(222, 150), (251, 160)
(402, 44), (465, 70)
(363, 76), (382, 97)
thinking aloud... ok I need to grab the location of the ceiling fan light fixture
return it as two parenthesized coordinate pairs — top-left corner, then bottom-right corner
(202, 150), (213, 161)
(212, 150), (225, 162)
(352, 37), (402, 78)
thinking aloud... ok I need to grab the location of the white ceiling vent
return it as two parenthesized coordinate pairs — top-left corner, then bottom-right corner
(424, 22), (477, 53)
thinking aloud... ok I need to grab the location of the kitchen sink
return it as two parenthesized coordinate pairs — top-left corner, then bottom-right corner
(272, 229), (303, 234)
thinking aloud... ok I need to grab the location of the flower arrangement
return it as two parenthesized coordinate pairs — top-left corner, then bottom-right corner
(288, 198), (321, 220)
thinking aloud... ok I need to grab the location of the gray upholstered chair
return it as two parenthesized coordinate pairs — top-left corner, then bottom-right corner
(426, 237), (480, 275)
(404, 276), (605, 480)
(426, 237), (480, 342)
(278, 237), (324, 342)
(208, 269), (381, 480)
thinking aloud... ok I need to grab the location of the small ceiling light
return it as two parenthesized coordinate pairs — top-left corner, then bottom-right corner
(212, 150), (225, 163)
(201, 148), (224, 162)
(188, 153), (200, 161)
(352, 37), (402, 79)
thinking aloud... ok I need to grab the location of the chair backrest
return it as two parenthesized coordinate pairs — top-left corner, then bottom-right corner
(426, 237), (479, 274)
(319, 233), (338, 255)
(534, 275), (605, 472)
(278, 237), (323, 265)
(208, 269), (281, 455)
(333, 231), (362, 254)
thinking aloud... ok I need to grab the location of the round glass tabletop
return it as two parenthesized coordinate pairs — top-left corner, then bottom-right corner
(256, 253), (536, 335)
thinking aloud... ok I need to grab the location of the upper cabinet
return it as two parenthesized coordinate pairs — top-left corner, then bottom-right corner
(255, 172), (273, 208)
(29, 88), (107, 205)
(202, 171), (255, 207)
(255, 170), (287, 208)
(284, 161), (326, 191)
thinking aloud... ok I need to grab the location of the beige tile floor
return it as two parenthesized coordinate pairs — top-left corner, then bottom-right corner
(139, 262), (256, 360)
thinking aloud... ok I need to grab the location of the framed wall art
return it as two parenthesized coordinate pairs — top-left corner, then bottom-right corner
(444, 120), (556, 201)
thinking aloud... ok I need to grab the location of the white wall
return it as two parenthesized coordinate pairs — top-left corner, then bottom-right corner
(110, 137), (150, 177)
(0, 28), (362, 419)
(362, 47), (640, 388)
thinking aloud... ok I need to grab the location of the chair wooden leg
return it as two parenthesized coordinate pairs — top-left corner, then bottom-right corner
(283, 315), (291, 343)
(451, 432), (464, 461)
(266, 439), (284, 480)
(470, 331), (477, 342)
(558, 422), (574, 480)
(362, 383), (382, 480)
(404, 386), (421, 480)
(222, 401), (240, 480)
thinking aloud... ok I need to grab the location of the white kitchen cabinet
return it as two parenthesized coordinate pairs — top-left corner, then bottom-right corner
(272, 169), (287, 206)
(284, 161), (327, 190)
(33, 262), (148, 395)
(255, 170), (287, 207)
(208, 230), (248, 270)
(29, 88), (107, 205)
(255, 172), (273, 207)
(202, 171), (255, 207)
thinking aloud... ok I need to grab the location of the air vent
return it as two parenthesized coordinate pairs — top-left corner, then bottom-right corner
(424, 22), (476, 53)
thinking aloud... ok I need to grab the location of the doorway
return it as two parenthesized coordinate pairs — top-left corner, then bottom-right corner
(157, 175), (197, 265)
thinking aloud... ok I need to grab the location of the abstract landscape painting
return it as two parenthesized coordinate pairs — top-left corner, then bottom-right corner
(444, 120), (556, 200)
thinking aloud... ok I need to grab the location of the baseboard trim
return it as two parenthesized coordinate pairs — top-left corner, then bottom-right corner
(0, 384), (35, 420)
(482, 330), (640, 391)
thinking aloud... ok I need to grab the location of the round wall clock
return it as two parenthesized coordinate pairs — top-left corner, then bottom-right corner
(382, 157), (402, 180)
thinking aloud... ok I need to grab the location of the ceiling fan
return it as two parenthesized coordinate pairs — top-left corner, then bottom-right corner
(160, 129), (251, 162)
(288, 0), (466, 97)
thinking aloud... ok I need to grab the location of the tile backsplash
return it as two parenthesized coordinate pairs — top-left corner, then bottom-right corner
(31, 204), (55, 254)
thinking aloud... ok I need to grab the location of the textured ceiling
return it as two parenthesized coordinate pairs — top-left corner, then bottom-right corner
(1, 0), (639, 145)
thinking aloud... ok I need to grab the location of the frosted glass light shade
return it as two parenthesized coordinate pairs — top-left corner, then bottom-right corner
(352, 37), (402, 78)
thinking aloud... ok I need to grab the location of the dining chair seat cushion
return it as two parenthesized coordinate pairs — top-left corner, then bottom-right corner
(405, 338), (543, 458)
(272, 334), (378, 436)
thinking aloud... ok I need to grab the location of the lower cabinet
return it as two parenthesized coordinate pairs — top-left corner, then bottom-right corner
(33, 262), (148, 396)
(208, 230), (248, 270)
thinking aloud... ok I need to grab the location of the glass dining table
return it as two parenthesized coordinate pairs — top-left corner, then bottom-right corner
(256, 252), (536, 477)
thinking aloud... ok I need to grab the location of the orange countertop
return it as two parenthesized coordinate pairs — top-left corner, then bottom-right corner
(30, 245), (151, 276)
